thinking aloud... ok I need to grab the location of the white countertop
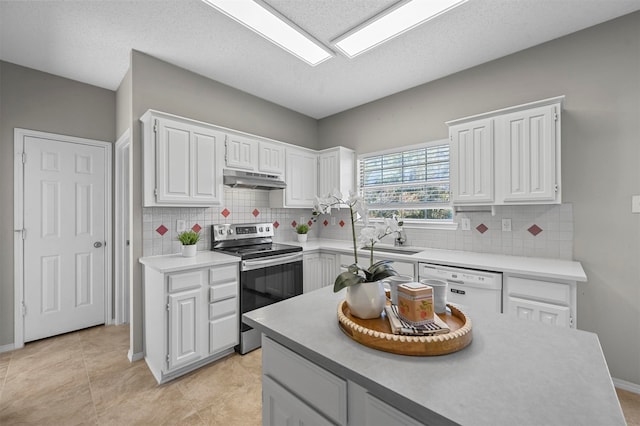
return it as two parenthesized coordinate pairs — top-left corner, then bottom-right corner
(139, 251), (240, 273)
(244, 286), (623, 425)
(286, 238), (587, 282)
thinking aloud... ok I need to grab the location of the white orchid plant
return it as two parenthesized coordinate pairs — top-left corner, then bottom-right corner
(312, 190), (399, 292)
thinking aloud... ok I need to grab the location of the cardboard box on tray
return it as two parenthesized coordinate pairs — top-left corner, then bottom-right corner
(397, 282), (434, 326)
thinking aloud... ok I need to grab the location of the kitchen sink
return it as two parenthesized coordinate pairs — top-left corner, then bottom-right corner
(364, 246), (423, 255)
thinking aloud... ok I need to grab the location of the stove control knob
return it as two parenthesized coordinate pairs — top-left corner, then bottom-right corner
(259, 227), (264, 232)
(266, 226), (270, 232)
(228, 229), (234, 235)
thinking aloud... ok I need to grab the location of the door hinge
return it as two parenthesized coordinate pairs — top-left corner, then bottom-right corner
(154, 188), (158, 196)
(153, 119), (158, 133)
(166, 303), (170, 311)
(554, 184), (559, 192)
(553, 111), (558, 122)
(21, 152), (26, 164)
(166, 354), (170, 362)
(14, 228), (26, 240)
(21, 301), (26, 316)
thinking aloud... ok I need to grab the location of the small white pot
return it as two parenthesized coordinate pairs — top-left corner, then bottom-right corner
(181, 244), (197, 257)
(297, 233), (308, 243)
(346, 281), (385, 319)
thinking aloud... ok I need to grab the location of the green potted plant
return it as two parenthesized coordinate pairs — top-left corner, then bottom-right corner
(178, 230), (200, 257)
(295, 223), (309, 243)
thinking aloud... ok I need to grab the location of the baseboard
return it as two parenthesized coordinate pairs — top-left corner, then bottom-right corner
(0, 343), (15, 353)
(128, 349), (144, 362)
(613, 377), (640, 394)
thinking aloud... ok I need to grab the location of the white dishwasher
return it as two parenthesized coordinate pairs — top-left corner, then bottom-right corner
(418, 263), (503, 313)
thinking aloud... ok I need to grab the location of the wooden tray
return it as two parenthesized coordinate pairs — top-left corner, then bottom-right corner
(337, 301), (472, 356)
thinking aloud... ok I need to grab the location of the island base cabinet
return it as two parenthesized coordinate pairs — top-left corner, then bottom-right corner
(348, 381), (424, 426)
(263, 375), (334, 426)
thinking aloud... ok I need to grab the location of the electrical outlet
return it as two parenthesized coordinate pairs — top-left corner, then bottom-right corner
(176, 220), (186, 233)
(461, 218), (471, 231)
(502, 218), (512, 232)
(632, 195), (640, 213)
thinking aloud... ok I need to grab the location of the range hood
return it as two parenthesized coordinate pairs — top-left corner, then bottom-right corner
(223, 169), (287, 190)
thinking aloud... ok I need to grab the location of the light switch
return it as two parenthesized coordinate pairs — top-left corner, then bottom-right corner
(461, 218), (471, 231)
(502, 218), (512, 232)
(176, 219), (186, 232)
(632, 195), (640, 214)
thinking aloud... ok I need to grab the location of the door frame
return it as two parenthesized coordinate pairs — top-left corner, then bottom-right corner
(14, 128), (113, 348)
(114, 130), (131, 325)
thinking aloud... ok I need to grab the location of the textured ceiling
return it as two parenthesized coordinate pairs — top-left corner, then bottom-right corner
(1, 0), (639, 118)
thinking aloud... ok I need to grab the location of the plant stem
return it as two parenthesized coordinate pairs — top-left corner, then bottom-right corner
(350, 205), (358, 264)
(370, 246), (374, 267)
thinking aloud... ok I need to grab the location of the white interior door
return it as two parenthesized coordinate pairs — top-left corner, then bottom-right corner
(22, 135), (107, 342)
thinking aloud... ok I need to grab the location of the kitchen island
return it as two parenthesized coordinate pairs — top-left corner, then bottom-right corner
(244, 286), (624, 426)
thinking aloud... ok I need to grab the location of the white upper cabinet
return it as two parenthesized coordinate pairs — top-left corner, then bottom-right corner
(318, 147), (355, 198)
(498, 104), (559, 203)
(258, 141), (285, 175)
(449, 118), (494, 204)
(447, 96), (563, 206)
(141, 110), (224, 207)
(270, 146), (318, 208)
(225, 134), (258, 171)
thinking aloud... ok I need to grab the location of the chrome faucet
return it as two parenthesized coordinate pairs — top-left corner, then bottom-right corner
(394, 225), (407, 247)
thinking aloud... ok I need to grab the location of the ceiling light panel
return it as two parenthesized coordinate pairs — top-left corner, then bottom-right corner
(202, 0), (333, 66)
(333, 0), (468, 59)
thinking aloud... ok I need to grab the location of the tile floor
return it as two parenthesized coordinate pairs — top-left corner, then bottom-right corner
(1, 324), (639, 425)
(0, 325), (261, 425)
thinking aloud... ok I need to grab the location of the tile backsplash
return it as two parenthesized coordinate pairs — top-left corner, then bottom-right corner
(319, 204), (574, 260)
(143, 189), (574, 260)
(142, 188), (316, 256)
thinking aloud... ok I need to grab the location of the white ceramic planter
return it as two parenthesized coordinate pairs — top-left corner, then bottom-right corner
(181, 244), (197, 257)
(346, 281), (385, 319)
(297, 233), (308, 243)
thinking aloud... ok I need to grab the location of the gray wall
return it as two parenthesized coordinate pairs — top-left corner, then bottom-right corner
(0, 61), (116, 347)
(318, 12), (640, 384)
(127, 51), (318, 356)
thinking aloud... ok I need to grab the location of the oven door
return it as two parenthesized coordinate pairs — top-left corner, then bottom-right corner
(238, 252), (303, 353)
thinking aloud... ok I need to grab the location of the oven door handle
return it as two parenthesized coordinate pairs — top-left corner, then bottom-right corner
(242, 252), (303, 271)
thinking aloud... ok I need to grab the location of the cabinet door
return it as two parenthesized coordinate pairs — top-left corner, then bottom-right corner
(191, 130), (222, 204)
(156, 119), (191, 203)
(508, 296), (570, 327)
(318, 147), (355, 198)
(225, 134), (258, 170)
(285, 147), (318, 208)
(258, 141), (285, 175)
(263, 375), (334, 426)
(155, 117), (223, 205)
(319, 253), (337, 289)
(303, 253), (321, 293)
(449, 119), (494, 204)
(501, 105), (558, 202)
(168, 288), (203, 370)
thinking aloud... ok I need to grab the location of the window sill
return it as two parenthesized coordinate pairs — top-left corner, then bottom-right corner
(363, 220), (458, 231)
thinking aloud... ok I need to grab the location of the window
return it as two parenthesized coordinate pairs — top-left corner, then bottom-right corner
(359, 141), (452, 223)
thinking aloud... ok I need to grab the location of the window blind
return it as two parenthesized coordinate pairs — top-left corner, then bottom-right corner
(359, 143), (450, 210)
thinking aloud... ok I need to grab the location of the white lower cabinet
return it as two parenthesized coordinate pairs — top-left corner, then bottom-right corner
(303, 251), (338, 293)
(503, 275), (576, 328)
(262, 336), (424, 426)
(142, 262), (239, 384)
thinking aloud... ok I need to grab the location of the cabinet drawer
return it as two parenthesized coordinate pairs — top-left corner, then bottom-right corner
(507, 276), (570, 305)
(210, 264), (237, 285)
(168, 270), (206, 293)
(210, 315), (238, 354)
(209, 297), (237, 320)
(263, 337), (347, 426)
(209, 282), (237, 302)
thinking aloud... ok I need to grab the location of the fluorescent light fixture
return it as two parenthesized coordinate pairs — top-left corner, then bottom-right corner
(333, 0), (468, 59)
(201, 0), (334, 66)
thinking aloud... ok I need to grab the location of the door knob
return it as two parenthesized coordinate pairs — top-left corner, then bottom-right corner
(94, 242), (103, 248)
